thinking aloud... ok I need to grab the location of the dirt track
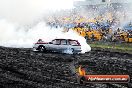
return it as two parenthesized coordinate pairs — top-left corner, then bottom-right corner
(0, 46), (132, 88)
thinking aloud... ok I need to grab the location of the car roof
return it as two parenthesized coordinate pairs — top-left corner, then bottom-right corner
(54, 39), (77, 41)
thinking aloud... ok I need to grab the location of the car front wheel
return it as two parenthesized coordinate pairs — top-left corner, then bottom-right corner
(38, 46), (46, 52)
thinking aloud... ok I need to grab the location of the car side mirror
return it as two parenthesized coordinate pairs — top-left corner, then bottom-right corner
(49, 42), (53, 44)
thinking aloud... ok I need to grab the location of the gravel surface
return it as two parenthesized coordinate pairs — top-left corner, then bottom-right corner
(0, 46), (132, 88)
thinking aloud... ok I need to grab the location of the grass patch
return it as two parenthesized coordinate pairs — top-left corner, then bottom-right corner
(89, 42), (132, 54)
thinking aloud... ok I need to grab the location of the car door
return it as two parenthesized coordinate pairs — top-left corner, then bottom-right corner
(59, 39), (68, 51)
(50, 39), (61, 51)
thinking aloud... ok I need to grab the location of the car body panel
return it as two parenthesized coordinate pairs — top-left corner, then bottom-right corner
(33, 39), (82, 54)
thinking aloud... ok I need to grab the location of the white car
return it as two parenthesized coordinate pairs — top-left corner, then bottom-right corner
(33, 39), (82, 54)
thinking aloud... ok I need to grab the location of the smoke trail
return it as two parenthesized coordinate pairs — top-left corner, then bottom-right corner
(0, 0), (74, 25)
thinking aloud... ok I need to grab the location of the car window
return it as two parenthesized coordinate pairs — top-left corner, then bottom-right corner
(52, 40), (60, 45)
(69, 40), (78, 45)
(61, 40), (67, 45)
(52, 40), (56, 44)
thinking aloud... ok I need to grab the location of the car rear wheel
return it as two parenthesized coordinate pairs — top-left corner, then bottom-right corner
(68, 48), (74, 54)
(63, 48), (74, 54)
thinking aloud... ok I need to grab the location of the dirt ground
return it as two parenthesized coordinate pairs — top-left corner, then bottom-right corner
(0, 46), (132, 88)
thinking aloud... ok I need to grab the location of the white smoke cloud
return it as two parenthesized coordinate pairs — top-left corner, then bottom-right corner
(0, 0), (74, 25)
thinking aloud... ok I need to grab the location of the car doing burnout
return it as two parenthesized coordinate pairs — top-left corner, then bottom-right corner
(33, 39), (82, 54)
